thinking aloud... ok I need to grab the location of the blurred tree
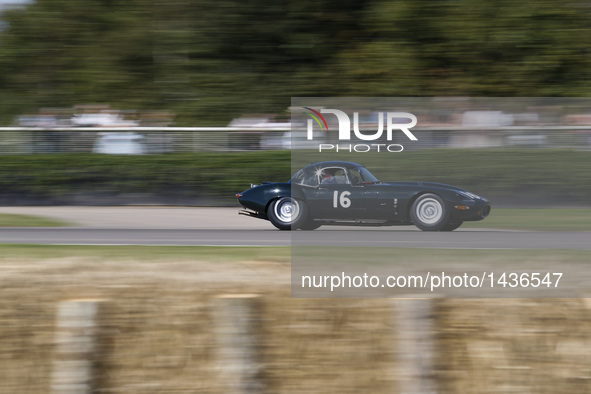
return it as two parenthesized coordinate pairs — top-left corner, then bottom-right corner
(340, 0), (591, 96)
(0, 0), (370, 124)
(184, 0), (368, 123)
(0, 0), (157, 122)
(0, 0), (590, 125)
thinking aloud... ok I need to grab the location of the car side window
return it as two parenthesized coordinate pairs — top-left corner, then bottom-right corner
(303, 172), (319, 187)
(320, 167), (350, 185)
(348, 168), (364, 185)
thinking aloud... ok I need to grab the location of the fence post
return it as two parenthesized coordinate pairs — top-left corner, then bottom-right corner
(394, 298), (437, 394)
(212, 294), (264, 394)
(51, 299), (103, 394)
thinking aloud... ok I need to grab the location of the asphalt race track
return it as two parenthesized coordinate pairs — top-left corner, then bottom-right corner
(0, 227), (590, 249)
(0, 207), (589, 249)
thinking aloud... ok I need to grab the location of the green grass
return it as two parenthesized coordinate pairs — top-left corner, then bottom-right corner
(0, 244), (588, 264)
(0, 213), (71, 227)
(462, 208), (591, 231)
(0, 244), (290, 261)
(294, 246), (591, 265)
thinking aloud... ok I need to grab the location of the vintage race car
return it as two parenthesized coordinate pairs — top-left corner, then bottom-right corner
(236, 161), (491, 231)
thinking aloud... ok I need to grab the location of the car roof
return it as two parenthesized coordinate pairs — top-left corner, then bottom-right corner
(301, 161), (363, 170)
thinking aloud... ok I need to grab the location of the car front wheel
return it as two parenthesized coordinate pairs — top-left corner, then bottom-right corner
(267, 197), (308, 230)
(410, 193), (450, 231)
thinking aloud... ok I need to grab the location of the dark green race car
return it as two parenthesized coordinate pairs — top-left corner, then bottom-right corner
(236, 161), (490, 231)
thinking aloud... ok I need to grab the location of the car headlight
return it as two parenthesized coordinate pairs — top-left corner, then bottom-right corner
(457, 191), (480, 200)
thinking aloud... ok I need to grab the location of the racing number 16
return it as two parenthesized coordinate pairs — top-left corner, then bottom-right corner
(333, 191), (352, 208)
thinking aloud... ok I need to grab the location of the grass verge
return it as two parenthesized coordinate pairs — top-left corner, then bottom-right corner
(293, 246), (591, 265)
(0, 244), (588, 263)
(0, 213), (71, 227)
(0, 244), (290, 261)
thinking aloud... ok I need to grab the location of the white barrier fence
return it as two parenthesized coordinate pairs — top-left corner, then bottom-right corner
(0, 126), (590, 154)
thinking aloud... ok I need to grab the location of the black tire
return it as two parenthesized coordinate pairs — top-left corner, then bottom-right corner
(267, 197), (308, 230)
(410, 193), (450, 231)
(440, 220), (463, 232)
(299, 219), (321, 231)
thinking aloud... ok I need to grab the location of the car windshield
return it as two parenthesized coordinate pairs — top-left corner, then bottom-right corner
(349, 166), (380, 185)
(291, 169), (319, 187)
(290, 170), (303, 184)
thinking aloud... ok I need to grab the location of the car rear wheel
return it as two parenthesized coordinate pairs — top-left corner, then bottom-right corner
(410, 193), (450, 231)
(267, 197), (308, 230)
(299, 219), (321, 231)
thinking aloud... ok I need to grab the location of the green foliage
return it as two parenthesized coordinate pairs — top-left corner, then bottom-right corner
(0, 151), (291, 203)
(0, 149), (589, 205)
(1, 0), (591, 124)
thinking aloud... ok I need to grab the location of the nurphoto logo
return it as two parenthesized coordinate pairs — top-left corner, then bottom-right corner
(303, 107), (418, 153)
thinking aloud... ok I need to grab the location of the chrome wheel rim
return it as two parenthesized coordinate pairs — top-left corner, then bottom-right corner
(274, 197), (299, 223)
(416, 197), (443, 224)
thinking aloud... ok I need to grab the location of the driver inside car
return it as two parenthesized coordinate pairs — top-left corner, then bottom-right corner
(320, 169), (336, 185)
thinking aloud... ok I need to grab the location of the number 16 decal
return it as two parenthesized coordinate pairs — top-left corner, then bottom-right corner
(333, 191), (352, 208)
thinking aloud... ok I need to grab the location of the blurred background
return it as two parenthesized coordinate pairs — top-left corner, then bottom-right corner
(0, 0), (589, 206)
(1, 1), (591, 393)
(1, 0), (591, 125)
